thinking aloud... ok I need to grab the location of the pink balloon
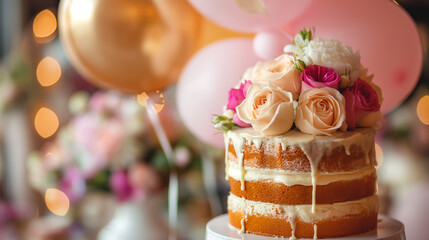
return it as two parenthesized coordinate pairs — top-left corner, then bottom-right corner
(188, 0), (313, 33)
(177, 39), (260, 148)
(253, 29), (292, 60)
(285, 0), (423, 113)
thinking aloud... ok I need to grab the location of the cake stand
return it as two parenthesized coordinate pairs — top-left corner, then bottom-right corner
(206, 214), (405, 240)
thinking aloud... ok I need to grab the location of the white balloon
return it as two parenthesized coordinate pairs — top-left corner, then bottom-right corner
(253, 29), (292, 60)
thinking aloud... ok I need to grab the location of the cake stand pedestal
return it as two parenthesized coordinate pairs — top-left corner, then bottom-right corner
(206, 214), (405, 240)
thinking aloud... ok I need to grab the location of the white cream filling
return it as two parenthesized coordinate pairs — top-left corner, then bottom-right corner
(227, 163), (375, 186)
(228, 194), (378, 223)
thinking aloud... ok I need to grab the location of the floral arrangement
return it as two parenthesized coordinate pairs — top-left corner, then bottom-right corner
(28, 91), (198, 203)
(214, 29), (384, 136)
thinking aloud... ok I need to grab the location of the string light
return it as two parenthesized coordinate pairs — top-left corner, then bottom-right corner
(33, 9), (57, 39)
(417, 95), (429, 125)
(45, 188), (70, 216)
(34, 107), (59, 138)
(36, 57), (61, 87)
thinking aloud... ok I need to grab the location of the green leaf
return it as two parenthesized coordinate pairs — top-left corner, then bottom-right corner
(299, 28), (313, 41)
(213, 115), (238, 133)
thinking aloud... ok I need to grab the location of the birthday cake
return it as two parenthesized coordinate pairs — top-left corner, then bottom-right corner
(213, 29), (384, 239)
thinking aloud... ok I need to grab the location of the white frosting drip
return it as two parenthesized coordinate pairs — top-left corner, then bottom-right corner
(290, 214), (297, 240)
(224, 134), (230, 181)
(228, 193), (379, 223)
(228, 163), (376, 186)
(314, 224), (318, 240)
(239, 218), (245, 234)
(226, 128), (375, 217)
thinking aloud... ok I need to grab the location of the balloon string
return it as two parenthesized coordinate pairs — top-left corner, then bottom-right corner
(279, 27), (293, 41)
(267, 26), (293, 42)
(146, 100), (178, 240)
(201, 152), (222, 216)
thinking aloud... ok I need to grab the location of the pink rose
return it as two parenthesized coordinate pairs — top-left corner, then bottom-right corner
(233, 114), (250, 128)
(301, 65), (341, 92)
(296, 87), (346, 135)
(227, 80), (252, 111)
(342, 79), (381, 129)
(227, 80), (252, 127)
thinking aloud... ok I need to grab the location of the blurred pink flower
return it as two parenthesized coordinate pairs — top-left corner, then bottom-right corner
(89, 91), (121, 115)
(128, 163), (161, 195)
(59, 167), (86, 203)
(88, 92), (107, 113)
(0, 202), (27, 225)
(71, 114), (124, 177)
(71, 114), (99, 151)
(110, 169), (141, 202)
(92, 120), (124, 162)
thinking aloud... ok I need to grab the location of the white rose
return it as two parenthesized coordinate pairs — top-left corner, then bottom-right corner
(241, 54), (301, 100)
(236, 82), (295, 136)
(296, 87), (347, 135)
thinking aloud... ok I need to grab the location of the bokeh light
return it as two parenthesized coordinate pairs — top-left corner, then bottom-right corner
(34, 107), (59, 138)
(416, 95), (429, 125)
(33, 9), (57, 38)
(137, 91), (165, 113)
(45, 188), (70, 216)
(375, 143), (383, 167)
(36, 57), (61, 87)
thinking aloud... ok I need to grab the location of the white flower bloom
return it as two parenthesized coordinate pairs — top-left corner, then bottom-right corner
(284, 37), (362, 84)
(222, 107), (235, 119)
(284, 33), (310, 53)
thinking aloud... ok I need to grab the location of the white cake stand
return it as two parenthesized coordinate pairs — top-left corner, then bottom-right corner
(206, 214), (405, 240)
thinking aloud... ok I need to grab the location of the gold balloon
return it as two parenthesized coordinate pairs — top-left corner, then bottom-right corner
(59, 0), (200, 93)
(195, 17), (254, 52)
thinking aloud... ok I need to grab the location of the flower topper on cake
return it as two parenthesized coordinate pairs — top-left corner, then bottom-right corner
(213, 29), (384, 136)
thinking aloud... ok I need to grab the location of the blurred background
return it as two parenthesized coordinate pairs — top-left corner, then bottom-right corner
(0, 0), (428, 240)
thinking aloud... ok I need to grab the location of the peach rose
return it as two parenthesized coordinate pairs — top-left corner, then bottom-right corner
(296, 87), (346, 135)
(236, 82), (294, 136)
(242, 54), (301, 99)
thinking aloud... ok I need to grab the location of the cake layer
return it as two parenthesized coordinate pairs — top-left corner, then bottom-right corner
(229, 210), (377, 239)
(228, 194), (379, 238)
(225, 128), (376, 174)
(229, 168), (376, 204)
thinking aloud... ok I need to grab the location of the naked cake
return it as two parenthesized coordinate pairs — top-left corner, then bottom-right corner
(213, 29), (384, 239)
